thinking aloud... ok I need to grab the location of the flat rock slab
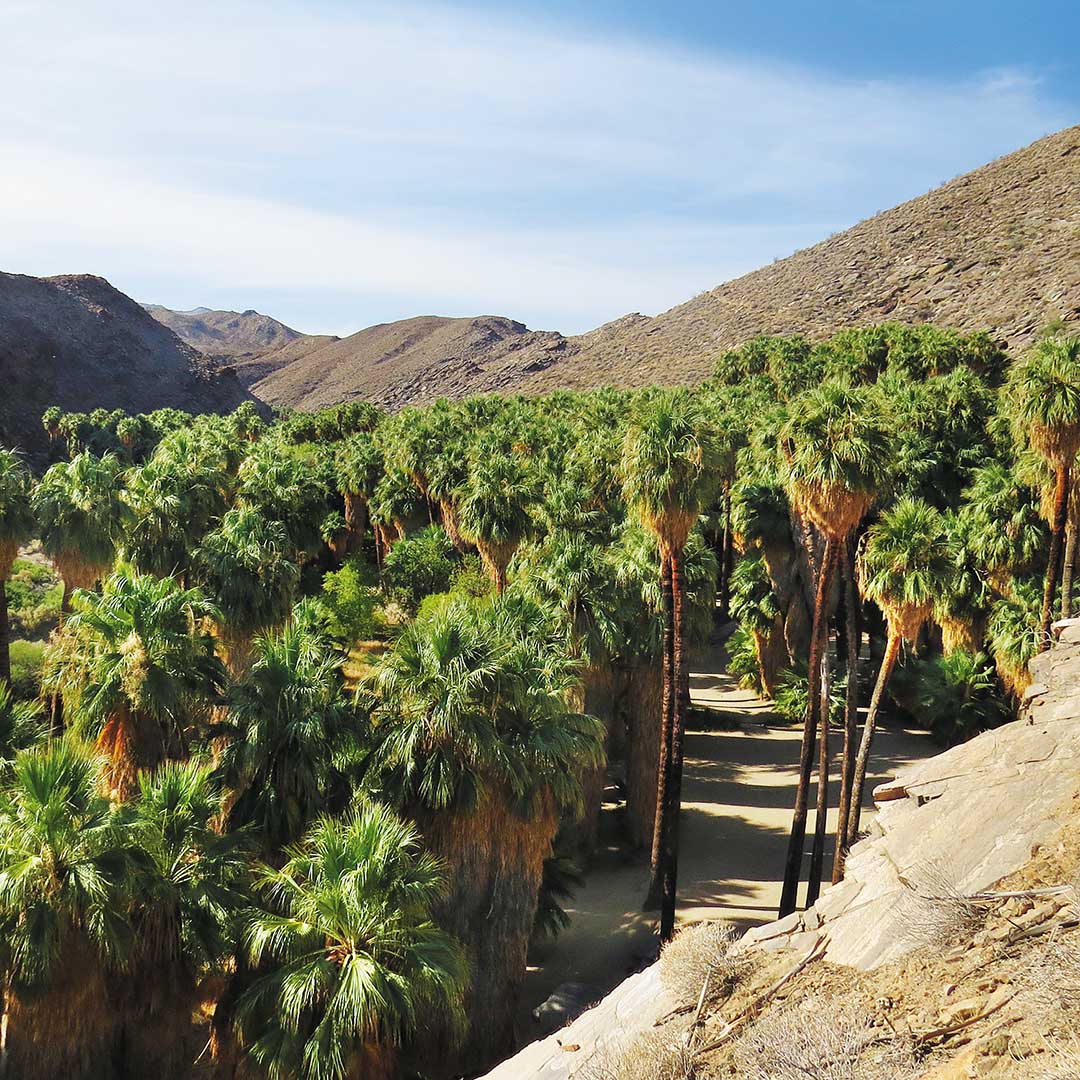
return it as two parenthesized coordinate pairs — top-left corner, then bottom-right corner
(479, 634), (1080, 1077)
(753, 634), (1080, 971)
(479, 965), (672, 1079)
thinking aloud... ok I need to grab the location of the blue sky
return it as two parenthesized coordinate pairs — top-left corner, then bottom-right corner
(1, 1), (1076, 336)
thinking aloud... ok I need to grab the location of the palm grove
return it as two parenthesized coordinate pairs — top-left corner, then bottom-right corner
(0, 323), (1075, 1079)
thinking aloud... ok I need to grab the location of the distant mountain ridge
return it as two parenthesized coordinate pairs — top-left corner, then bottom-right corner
(0, 273), (254, 462)
(144, 303), (335, 370)
(248, 314), (570, 410)
(214, 124), (1080, 411)
(9, 125), (1080, 431)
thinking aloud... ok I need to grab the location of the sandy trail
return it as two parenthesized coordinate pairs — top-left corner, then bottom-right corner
(516, 639), (938, 1040)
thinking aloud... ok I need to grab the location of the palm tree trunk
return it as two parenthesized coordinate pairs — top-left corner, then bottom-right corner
(623, 658), (663, 849)
(659, 548), (688, 942)
(717, 490), (733, 621)
(420, 790), (557, 1073)
(832, 555), (860, 883)
(0, 578), (10, 686)
(1040, 463), (1071, 649)
(644, 555), (674, 911)
(1062, 518), (1078, 619)
(806, 631), (832, 907)
(847, 629), (902, 844)
(779, 536), (837, 917)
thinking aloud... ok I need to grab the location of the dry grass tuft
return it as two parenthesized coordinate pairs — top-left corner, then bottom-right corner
(1021, 931), (1080, 1021)
(660, 921), (751, 1010)
(580, 1024), (697, 1080)
(730, 997), (919, 1080)
(895, 860), (986, 951)
(1030, 1036), (1080, 1080)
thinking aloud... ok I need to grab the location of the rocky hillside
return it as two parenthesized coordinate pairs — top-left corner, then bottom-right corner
(512, 123), (1080, 394)
(245, 124), (1080, 411)
(145, 303), (336, 386)
(248, 314), (569, 410)
(484, 622), (1080, 1079)
(0, 274), (254, 461)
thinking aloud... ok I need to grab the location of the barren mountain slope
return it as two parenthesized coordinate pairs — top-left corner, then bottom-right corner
(250, 314), (568, 410)
(220, 333), (341, 388)
(513, 123), (1080, 393)
(145, 304), (301, 358)
(248, 125), (1080, 410)
(0, 274), (253, 461)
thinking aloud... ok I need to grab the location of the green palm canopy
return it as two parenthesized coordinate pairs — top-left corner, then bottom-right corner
(237, 803), (467, 1080)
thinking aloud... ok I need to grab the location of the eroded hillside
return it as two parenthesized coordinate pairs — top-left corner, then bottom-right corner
(0, 273), (253, 461)
(239, 125), (1080, 411)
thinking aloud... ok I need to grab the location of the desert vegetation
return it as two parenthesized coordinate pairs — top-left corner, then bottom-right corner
(0, 322), (1075, 1077)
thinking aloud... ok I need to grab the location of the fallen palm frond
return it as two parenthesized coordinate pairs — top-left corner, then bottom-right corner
(693, 938), (826, 1057)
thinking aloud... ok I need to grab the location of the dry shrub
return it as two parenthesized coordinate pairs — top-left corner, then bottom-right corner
(1031, 1036), (1080, 1080)
(895, 860), (986, 951)
(580, 1024), (697, 1080)
(731, 997), (919, 1080)
(660, 921), (751, 1009)
(1021, 932), (1080, 1021)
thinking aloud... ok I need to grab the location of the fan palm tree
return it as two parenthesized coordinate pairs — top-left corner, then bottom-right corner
(729, 552), (785, 697)
(335, 432), (383, 553)
(34, 451), (126, 614)
(988, 579), (1042, 699)
(846, 499), (952, 844)
(368, 467), (424, 560)
(956, 460), (1046, 597)
(237, 448), (330, 560)
(361, 595), (602, 1069)
(776, 380), (890, 914)
(0, 739), (131, 1079)
(0, 449), (34, 682)
(229, 401), (265, 443)
(426, 441), (470, 552)
(54, 568), (225, 800)
(0, 681), (47, 758)
(457, 445), (536, 594)
(517, 531), (627, 857)
(620, 388), (721, 939)
(122, 451), (228, 580)
(195, 508), (301, 674)
(1007, 336), (1080, 646)
(118, 761), (249, 1078)
(237, 804), (467, 1080)
(215, 609), (353, 851)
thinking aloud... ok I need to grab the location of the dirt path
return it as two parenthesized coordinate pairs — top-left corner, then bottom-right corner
(516, 639), (938, 1042)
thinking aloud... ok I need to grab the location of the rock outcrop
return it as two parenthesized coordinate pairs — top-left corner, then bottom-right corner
(0, 273), (254, 463)
(482, 623), (1080, 1078)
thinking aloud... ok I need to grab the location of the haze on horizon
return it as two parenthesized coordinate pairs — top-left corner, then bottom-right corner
(1, 0), (1076, 337)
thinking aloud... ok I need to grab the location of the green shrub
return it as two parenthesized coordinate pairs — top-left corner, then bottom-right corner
(9, 639), (46, 701)
(726, 624), (762, 692)
(773, 664), (845, 726)
(449, 553), (493, 598)
(6, 559), (62, 639)
(917, 650), (1010, 745)
(380, 526), (459, 614)
(414, 555), (493, 623)
(318, 556), (385, 644)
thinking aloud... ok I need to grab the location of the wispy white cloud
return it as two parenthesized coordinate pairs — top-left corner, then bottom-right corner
(0, 0), (1068, 332)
